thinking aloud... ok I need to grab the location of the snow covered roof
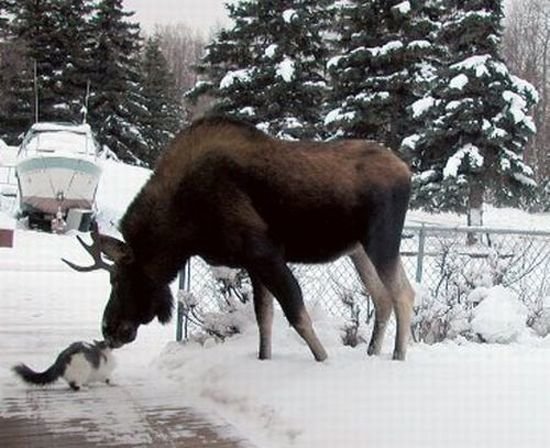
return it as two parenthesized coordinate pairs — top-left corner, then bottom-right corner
(20, 122), (99, 157)
(29, 122), (93, 135)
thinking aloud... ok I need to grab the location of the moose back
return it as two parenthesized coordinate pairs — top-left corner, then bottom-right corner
(64, 116), (415, 361)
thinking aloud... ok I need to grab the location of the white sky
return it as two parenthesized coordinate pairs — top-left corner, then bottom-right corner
(123, 0), (230, 33)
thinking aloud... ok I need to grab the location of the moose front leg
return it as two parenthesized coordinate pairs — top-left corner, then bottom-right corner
(249, 274), (274, 360)
(247, 251), (327, 362)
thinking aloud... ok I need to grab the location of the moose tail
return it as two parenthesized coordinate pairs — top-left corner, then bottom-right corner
(12, 362), (63, 386)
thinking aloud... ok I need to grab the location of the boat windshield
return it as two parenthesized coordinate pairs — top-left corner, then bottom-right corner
(18, 124), (99, 158)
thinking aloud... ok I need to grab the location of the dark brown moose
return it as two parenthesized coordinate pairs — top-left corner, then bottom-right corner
(64, 116), (415, 361)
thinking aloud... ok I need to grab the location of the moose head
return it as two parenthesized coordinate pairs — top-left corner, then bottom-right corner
(62, 223), (173, 348)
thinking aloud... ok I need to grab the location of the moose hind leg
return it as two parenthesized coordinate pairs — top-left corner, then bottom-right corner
(372, 257), (414, 361)
(350, 248), (393, 356)
(247, 250), (327, 362)
(249, 274), (274, 360)
(389, 259), (414, 360)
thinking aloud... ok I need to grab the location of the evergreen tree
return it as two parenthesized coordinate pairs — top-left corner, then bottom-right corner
(0, 1), (11, 36)
(140, 35), (184, 165)
(53, 0), (96, 121)
(87, 0), (149, 165)
(11, 0), (82, 122)
(325, 0), (445, 149)
(0, 0), (96, 141)
(404, 0), (538, 220)
(188, 0), (332, 140)
(0, 0), (55, 141)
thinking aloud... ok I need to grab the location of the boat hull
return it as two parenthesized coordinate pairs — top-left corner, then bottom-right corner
(16, 155), (101, 216)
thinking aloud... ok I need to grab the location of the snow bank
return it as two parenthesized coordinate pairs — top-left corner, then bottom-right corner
(95, 159), (151, 234)
(0, 211), (15, 229)
(471, 286), (528, 343)
(532, 296), (550, 337)
(155, 310), (550, 448)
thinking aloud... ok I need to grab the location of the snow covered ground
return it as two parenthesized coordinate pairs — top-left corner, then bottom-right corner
(1, 155), (550, 447)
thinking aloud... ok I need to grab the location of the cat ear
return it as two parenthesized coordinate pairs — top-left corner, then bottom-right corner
(156, 286), (173, 324)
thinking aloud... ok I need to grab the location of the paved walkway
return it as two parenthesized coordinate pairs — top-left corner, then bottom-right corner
(1, 377), (255, 447)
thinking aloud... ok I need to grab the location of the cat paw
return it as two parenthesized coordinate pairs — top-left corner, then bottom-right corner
(69, 382), (81, 391)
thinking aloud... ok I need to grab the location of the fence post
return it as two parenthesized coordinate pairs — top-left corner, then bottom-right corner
(176, 261), (190, 342)
(415, 224), (426, 284)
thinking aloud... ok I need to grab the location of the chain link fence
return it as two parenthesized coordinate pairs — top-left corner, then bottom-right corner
(175, 224), (550, 343)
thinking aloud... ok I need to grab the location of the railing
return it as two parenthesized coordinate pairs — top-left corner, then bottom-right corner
(175, 224), (550, 342)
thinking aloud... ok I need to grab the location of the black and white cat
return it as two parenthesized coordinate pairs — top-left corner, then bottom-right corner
(12, 340), (116, 391)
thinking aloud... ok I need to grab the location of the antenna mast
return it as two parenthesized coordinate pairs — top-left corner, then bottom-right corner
(33, 59), (39, 123)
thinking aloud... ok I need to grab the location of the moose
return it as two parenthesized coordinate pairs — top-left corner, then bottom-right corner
(63, 116), (415, 362)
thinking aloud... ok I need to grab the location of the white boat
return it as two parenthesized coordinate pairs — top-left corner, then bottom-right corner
(15, 122), (102, 230)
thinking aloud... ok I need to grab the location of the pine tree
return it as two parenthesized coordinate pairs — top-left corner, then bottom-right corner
(140, 35), (184, 165)
(0, 0), (11, 36)
(404, 0), (538, 221)
(325, 0), (445, 150)
(0, 0), (97, 142)
(53, 0), (96, 121)
(188, 0), (332, 140)
(87, 0), (149, 165)
(0, 0), (56, 141)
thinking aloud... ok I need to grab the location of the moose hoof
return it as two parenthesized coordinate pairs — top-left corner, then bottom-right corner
(392, 350), (406, 361)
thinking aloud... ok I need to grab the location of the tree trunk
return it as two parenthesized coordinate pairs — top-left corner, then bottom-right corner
(467, 179), (484, 245)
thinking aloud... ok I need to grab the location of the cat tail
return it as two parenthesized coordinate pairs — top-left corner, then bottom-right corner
(12, 362), (63, 386)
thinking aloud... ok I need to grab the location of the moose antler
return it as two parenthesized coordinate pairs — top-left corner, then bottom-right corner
(61, 221), (114, 273)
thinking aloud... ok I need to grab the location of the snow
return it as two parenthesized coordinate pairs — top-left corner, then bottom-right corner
(326, 55), (343, 70)
(471, 286), (528, 343)
(324, 108), (356, 125)
(449, 73), (469, 90)
(264, 43), (278, 58)
(22, 125), (98, 156)
(95, 159), (151, 235)
(368, 40), (404, 57)
(401, 134), (420, 150)
(407, 39), (431, 50)
(443, 143), (484, 178)
(411, 96), (436, 118)
(391, 1), (411, 14)
(282, 9), (298, 24)
(511, 74), (539, 103)
(219, 68), (252, 89)
(450, 54), (491, 77)
(3, 154), (550, 447)
(0, 212), (14, 229)
(503, 90), (528, 124)
(276, 57), (295, 82)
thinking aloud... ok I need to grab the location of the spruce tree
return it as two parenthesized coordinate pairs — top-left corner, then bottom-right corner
(0, 0), (56, 141)
(0, 1), (11, 36)
(87, 0), (149, 165)
(140, 35), (184, 165)
(188, 0), (332, 140)
(404, 0), (538, 221)
(53, 0), (96, 121)
(0, 0), (96, 141)
(325, 0), (445, 150)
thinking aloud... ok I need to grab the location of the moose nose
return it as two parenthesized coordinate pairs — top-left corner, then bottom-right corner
(103, 321), (137, 348)
(117, 321), (138, 344)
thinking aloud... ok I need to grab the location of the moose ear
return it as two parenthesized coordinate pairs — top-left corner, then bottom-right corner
(156, 286), (173, 324)
(98, 235), (133, 263)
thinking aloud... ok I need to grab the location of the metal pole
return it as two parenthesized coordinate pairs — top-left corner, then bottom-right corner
(415, 225), (426, 284)
(34, 60), (39, 123)
(176, 261), (190, 342)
